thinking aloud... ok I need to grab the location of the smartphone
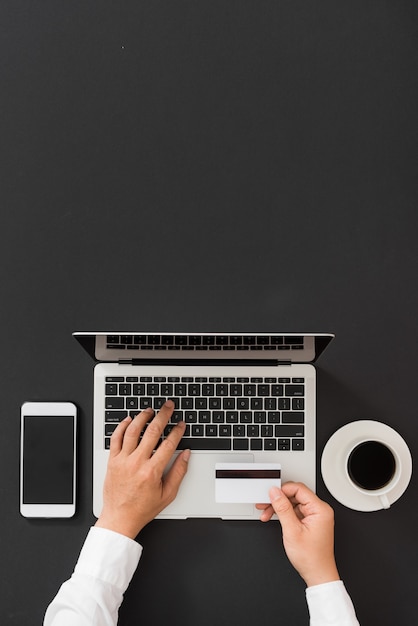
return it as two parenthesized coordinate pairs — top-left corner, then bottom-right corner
(20, 402), (77, 518)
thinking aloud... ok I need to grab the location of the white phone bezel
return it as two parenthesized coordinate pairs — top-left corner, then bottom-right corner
(20, 402), (77, 518)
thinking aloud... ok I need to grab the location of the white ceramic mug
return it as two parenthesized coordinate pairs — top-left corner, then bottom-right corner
(345, 438), (401, 509)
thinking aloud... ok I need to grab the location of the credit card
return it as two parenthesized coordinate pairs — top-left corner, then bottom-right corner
(215, 463), (281, 503)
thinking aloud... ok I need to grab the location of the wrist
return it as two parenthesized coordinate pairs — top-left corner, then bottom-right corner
(95, 512), (147, 540)
(304, 565), (340, 588)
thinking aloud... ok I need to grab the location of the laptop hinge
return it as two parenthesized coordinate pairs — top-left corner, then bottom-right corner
(117, 358), (285, 367)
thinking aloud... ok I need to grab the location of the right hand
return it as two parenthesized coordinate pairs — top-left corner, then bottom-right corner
(256, 482), (340, 587)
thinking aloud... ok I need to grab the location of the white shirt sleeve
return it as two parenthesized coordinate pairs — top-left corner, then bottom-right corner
(43, 527), (142, 626)
(306, 580), (360, 625)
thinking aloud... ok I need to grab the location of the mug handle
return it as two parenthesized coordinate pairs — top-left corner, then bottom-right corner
(379, 493), (391, 509)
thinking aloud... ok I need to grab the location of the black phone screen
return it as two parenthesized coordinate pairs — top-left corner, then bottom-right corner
(22, 416), (75, 504)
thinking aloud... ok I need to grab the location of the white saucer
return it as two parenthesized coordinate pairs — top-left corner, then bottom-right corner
(321, 420), (413, 512)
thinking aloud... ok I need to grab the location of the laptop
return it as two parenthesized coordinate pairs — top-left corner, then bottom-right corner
(74, 332), (334, 519)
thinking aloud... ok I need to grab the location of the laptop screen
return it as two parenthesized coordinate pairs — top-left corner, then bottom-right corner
(73, 332), (334, 363)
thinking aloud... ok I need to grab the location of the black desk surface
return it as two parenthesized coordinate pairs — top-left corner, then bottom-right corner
(2, 2), (417, 624)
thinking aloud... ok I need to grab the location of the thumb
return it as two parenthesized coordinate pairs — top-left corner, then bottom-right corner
(269, 486), (300, 532)
(163, 449), (191, 497)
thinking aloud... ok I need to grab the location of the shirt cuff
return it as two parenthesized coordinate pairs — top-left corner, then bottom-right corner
(306, 580), (359, 626)
(74, 527), (143, 592)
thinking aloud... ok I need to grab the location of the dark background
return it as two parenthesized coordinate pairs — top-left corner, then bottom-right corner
(1, 1), (417, 624)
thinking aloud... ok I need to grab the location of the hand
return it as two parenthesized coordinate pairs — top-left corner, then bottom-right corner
(256, 482), (340, 587)
(95, 400), (190, 539)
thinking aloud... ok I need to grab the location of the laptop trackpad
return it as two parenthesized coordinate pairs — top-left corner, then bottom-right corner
(160, 453), (255, 519)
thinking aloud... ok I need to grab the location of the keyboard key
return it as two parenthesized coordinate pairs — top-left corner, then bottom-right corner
(278, 439), (291, 450)
(264, 439), (276, 450)
(105, 411), (127, 422)
(275, 425), (305, 437)
(247, 424), (259, 438)
(285, 384), (305, 396)
(244, 384), (256, 396)
(219, 425), (232, 437)
(278, 398), (290, 410)
(292, 397), (305, 410)
(233, 439), (249, 450)
(105, 384), (117, 395)
(264, 398), (277, 410)
(105, 397), (124, 409)
(202, 384), (215, 395)
(206, 425), (218, 437)
(261, 425), (273, 438)
(250, 439), (263, 450)
(185, 411), (197, 423)
(126, 398), (138, 410)
(233, 425), (246, 437)
(175, 384), (187, 396)
(119, 384), (132, 395)
(176, 438), (231, 450)
(292, 439), (305, 451)
(154, 397), (166, 409)
(258, 384), (270, 396)
(271, 384), (284, 396)
(282, 412), (305, 424)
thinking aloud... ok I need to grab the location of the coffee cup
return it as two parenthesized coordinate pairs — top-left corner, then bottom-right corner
(345, 438), (401, 509)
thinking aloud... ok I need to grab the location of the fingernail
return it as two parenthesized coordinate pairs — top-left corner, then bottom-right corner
(165, 399), (174, 408)
(182, 449), (191, 462)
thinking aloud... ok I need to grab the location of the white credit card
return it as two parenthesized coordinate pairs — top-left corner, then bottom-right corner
(215, 463), (281, 503)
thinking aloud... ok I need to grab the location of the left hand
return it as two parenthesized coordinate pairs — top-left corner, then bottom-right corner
(95, 400), (190, 539)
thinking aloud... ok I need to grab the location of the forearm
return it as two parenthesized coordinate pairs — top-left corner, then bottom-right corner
(44, 527), (142, 626)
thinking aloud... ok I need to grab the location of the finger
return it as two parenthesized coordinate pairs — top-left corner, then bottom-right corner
(269, 486), (301, 532)
(281, 482), (324, 516)
(151, 419), (187, 471)
(161, 448), (191, 501)
(136, 400), (174, 458)
(258, 504), (275, 522)
(109, 416), (132, 457)
(121, 407), (154, 455)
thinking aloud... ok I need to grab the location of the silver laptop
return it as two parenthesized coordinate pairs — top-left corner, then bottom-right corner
(74, 332), (334, 520)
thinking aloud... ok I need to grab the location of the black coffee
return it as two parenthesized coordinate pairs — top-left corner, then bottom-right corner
(347, 441), (396, 491)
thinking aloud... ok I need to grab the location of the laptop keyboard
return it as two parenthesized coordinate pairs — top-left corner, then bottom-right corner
(104, 376), (305, 452)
